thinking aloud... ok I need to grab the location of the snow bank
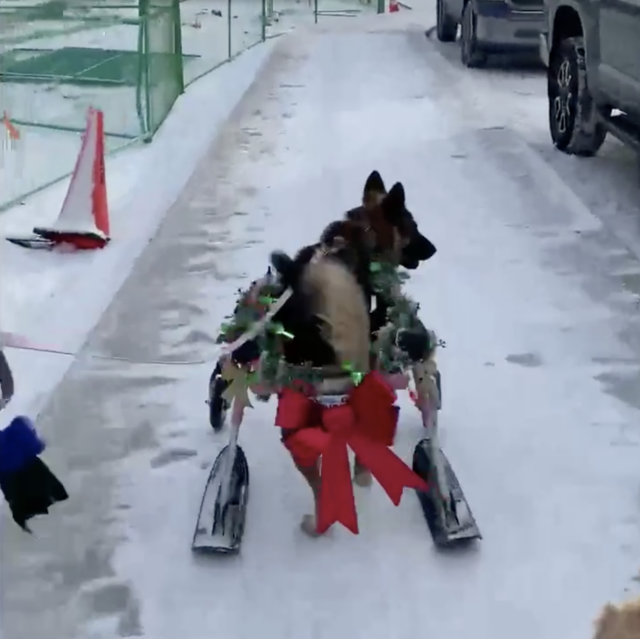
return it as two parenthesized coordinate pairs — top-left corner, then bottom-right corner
(0, 37), (278, 420)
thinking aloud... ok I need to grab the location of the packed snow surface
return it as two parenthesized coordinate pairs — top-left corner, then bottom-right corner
(2, 9), (640, 639)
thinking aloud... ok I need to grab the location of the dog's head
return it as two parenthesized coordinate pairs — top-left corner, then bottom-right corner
(359, 170), (435, 270)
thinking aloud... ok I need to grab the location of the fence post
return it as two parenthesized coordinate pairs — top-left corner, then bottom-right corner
(138, 0), (153, 136)
(377, 0), (384, 12)
(136, 0), (148, 137)
(227, 0), (232, 58)
(173, 0), (185, 94)
(143, 1), (152, 132)
(261, 0), (266, 40)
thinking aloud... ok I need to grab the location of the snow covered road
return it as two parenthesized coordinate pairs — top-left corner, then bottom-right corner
(3, 14), (640, 639)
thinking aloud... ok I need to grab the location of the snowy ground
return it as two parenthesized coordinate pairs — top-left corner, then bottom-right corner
(0, 38), (277, 359)
(3, 7), (640, 639)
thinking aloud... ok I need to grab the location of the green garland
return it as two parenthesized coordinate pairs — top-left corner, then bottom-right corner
(368, 261), (420, 372)
(216, 260), (435, 388)
(216, 280), (284, 345)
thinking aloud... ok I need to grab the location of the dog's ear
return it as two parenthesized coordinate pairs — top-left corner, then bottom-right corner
(364, 170), (386, 196)
(381, 182), (406, 223)
(270, 251), (301, 288)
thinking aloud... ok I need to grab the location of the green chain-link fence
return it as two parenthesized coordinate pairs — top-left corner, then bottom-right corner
(0, 0), (267, 210)
(263, 0), (381, 32)
(178, 0), (266, 87)
(0, 0), (383, 211)
(313, 0), (382, 20)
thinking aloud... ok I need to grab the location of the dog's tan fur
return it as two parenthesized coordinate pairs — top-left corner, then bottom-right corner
(280, 255), (373, 534)
(302, 256), (371, 376)
(593, 600), (640, 639)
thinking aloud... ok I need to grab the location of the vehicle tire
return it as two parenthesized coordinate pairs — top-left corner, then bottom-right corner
(460, 1), (487, 68)
(547, 36), (607, 156)
(436, 0), (458, 42)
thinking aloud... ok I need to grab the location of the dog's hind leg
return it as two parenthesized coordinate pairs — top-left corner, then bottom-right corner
(294, 460), (324, 537)
(353, 458), (372, 487)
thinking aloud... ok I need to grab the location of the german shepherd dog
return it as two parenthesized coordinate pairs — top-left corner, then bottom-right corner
(270, 170), (437, 365)
(209, 174), (435, 534)
(209, 171), (435, 405)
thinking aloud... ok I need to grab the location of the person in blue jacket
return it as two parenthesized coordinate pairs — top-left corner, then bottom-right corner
(0, 349), (68, 531)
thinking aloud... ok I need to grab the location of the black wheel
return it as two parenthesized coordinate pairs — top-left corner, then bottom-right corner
(208, 361), (230, 432)
(460, 1), (487, 68)
(547, 36), (607, 156)
(436, 0), (457, 42)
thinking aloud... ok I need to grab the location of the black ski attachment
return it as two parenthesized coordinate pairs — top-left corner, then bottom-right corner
(413, 438), (481, 547)
(192, 422), (249, 554)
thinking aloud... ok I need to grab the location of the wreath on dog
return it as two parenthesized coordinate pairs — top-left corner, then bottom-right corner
(216, 260), (441, 393)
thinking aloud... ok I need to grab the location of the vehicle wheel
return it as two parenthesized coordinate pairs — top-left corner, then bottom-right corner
(547, 36), (607, 156)
(460, 1), (487, 68)
(436, 0), (457, 42)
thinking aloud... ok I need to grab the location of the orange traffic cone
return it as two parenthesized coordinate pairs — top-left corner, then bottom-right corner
(7, 107), (111, 251)
(2, 112), (20, 142)
(34, 107), (110, 249)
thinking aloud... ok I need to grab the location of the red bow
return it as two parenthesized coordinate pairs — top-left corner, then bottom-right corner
(276, 371), (428, 535)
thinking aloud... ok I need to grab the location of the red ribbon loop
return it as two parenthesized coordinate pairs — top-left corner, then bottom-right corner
(276, 372), (428, 535)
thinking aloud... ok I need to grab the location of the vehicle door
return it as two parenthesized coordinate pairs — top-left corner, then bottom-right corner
(598, 0), (640, 114)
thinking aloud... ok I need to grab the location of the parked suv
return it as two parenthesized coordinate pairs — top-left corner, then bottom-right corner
(541, 0), (640, 155)
(436, 0), (544, 68)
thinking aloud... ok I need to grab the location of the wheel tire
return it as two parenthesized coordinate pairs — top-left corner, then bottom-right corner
(547, 36), (607, 156)
(460, 2), (487, 68)
(436, 0), (457, 42)
(208, 362), (230, 432)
